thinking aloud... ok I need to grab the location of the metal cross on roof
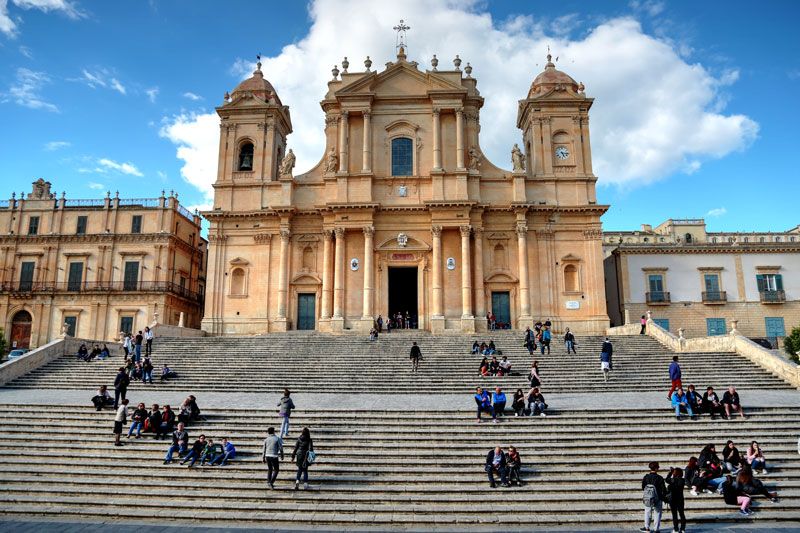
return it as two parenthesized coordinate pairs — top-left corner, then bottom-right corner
(393, 19), (410, 52)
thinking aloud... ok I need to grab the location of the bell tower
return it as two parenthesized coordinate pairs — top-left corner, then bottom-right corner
(517, 53), (596, 205)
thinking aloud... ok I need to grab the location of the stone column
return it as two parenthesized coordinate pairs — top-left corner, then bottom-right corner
(517, 224), (531, 319)
(473, 228), (486, 321)
(460, 225), (472, 318)
(276, 229), (291, 321)
(338, 111), (349, 173)
(455, 107), (465, 169)
(432, 108), (442, 171)
(431, 226), (443, 317)
(361, 226), (375, 321)
(362, 111), (371, 172)
(332, 227), (345, 319)
(320, 230), (334, 319)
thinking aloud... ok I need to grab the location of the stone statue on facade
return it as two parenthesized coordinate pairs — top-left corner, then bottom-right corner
(324, 147), (338, 173)
(29, 178), (54, 200)
(511, 143), (526, 172)
(279, 149), (296, 177)
(467, 147), (482, 171)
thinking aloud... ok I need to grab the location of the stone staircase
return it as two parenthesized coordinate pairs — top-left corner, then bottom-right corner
(0, 404), (797, 529)
(3, 332), (794, 393)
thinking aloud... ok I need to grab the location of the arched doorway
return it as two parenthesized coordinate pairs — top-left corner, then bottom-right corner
(11, 310), (33, 349)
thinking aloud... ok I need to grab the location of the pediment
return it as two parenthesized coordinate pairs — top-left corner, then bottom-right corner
(291, 273), (321, 284)
(228, 257), (249, 266)
(336, 62), (465, 98)
(485, 269), (518, 283)
(561, 253), (581, 262)
(377, 234), (431, 252)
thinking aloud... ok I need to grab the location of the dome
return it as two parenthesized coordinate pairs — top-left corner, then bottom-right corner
(528, 54), (578, 97)
(230, 62), (278, 102)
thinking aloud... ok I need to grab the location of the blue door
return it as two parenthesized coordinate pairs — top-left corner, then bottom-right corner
(297, 293), (316, 330)
(653, 319), (670, 331)
(706, 318), (726, 336)
(491, 292), (511, 329)
(765, 317), (786, 338)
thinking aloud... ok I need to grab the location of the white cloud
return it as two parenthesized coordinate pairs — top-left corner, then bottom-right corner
(18, 44), (33, 57)
(44, 140), (70, 150)
(183, 91), (203, 101)
(167, 0), (758, 195)
(145, 87), (159, 103)
(706, 207), (727, 217)
(97, 158), (143, 176)
(109, 77), (126, 95)
(3, 67), (58, 112)
(87, 181), (104, 190)
(73, 68), (127, 95)
(159, 112), (219, 202)
(1, 0), (84, 37)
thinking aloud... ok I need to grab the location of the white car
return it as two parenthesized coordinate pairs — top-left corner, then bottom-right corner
(6, 349), (29, 360)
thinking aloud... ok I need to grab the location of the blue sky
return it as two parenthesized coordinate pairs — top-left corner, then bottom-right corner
(1, 0), (798, 232)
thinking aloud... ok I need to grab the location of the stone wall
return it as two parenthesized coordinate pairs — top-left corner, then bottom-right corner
(0, 337), (96, 386)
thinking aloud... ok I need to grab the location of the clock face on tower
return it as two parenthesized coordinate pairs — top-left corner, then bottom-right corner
(555, 146), (570, 160)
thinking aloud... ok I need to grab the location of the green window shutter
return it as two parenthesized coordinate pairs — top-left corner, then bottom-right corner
(756, 274), (765, 292)
(775, 274), (783, 291)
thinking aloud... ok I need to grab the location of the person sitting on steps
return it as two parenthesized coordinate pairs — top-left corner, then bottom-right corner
(76, 343), (89, 361)
(721, 386), (746, 420)
(471, 341), (480, 355)
(163, 422), (189, 464)
(512, 389), (526, 416)
(148, 403), (162, 439)
(685, 384), (702, 414)
(736, 464), (778, 503)
(91, 385), (114, 411)
(723, 440), (743, 474)
(506, 446), (523, 486)
(746, 441), (768, 474)
(478, 357), (490, 377)
(201, 438), (223, 466)
(474, 387), (496, 423)
(671, 387), (695, 421)
(485, 446), (510, 488)
(498, 356), (512, 376)
(721, 474), (753, 516)
(489, 356), (500, 376)
(127, 402), (148, 439)
(160, 364), (177, 382)
(492, 387), (506, 417)
(180, 434), (207, 467)
(526, 387), (548, 417)
(702, 386), (725, 419)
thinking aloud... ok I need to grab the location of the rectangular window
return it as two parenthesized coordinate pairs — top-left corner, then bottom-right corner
(76, 216), (87, 235)
(27, 216), (39, 235)
(64, 316), (77, 337)
(704, 273), (720, 293)
(706, 318), (727, 336)
(67, 262), (84, 291)
(120, 316), (134, 335)
(391, 137), (413, 176)
(756, 274), (783, 292)
(19, 261), (35, 291)
(131, 215), (142, 234)
(765, 317), (786, 338)
(123, 261), (139, 290)
(180, 276), (187, 289)
(648, 274), (664, 292)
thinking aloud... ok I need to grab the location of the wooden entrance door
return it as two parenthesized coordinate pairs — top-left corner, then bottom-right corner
(10, 310), (32, 349)
(297, 293), (316, 330)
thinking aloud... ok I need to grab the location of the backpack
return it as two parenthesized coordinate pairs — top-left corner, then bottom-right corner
(643, 484), (659, 507)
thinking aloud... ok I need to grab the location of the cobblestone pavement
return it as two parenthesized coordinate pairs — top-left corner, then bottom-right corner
(1, 520), (799, 532)
(0, 387), (798, 410)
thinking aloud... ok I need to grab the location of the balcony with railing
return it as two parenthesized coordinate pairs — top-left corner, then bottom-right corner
(760, 290), (786, 303)
(1, 280), (203, 303)
(646, 291), (671, 304)
(702, 291), (727, 304)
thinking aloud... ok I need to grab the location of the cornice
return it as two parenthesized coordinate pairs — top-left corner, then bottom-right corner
(614, 243), (800, 255)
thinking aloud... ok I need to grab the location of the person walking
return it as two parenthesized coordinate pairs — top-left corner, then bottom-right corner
(564, 328), (577, 354)
(600, 338), (613, 382)
(666, 467), (686, 533)
(640, 461), (666, 533)
(540, 327), (551, 355)
(134, 331), (144, 362)
(524, 327), (535, 355)
(113, 399), (129, 447)
(640, 315), (647, 334)
(291, 427), (315, 490)
(144, 326), (154, 356)
(113, 366), (129, 409)
(277, 389), (295, 438)
(409, 342), (422, 372)
(667, 356), (682, 400)
(263, 427), (284, 489)
(142, 357), (154, 385)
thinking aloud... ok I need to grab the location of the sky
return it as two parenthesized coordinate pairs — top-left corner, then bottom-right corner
(1, 0), (798, 233)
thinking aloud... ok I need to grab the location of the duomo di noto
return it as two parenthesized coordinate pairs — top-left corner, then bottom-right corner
(201, 46), (609, 335)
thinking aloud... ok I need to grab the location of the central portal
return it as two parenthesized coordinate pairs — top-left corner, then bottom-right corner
(388, 266), (418, 329)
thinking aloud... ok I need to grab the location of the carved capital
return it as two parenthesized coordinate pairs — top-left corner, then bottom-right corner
(432, 107), (440, 116)
(323, 229), (334, 240)
(362, 110), (371, 119)
(340, 110), (349, 119)
(583, 228), (603, 240)
(334, 227), (346, 238)
(363, 226), (375, 237)
(279, 229), (291, 243)
(459, 225), (472, 238)
(431, 225), (442, 238)
(455, 107), (464, 116)
(516, 224), (529, 238)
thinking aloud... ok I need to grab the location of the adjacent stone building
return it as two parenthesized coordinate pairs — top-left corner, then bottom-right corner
(202, 49), (609, 335)
(604, 218), (800, 343)
(0, 180), (207, 349)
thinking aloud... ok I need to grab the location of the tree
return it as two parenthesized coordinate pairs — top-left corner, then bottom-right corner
(784, 325), (800, 364)
(0, 328), (6, 357)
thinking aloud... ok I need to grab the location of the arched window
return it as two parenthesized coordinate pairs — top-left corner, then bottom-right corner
(775, 236), (781, 242)
(564, 264), (579, 292)
(238, 142), (254, 171)
(684, 233), (693, 243)
(391, 137), (413, 176)
(493, 244), (506, 268)
(230, 268), (246, 295)
(711, 237), (717, 243)
(759, 236), (765, 242)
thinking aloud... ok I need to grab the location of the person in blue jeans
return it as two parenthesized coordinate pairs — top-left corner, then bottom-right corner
(485, 446), (510, 488)
(142, 357), (154, 384)
(134, 331), (144, 362)
(492, 387), (507, 417)
(277, 389), (296, 438)
(540, 327), (551, 354)
(210, 438), (237, 466)
(163, 423), (189, 464)
(474, 387), (496, 423)
(671, 387), (695, 421)
(180, 435), (206, 467)
(127, 402), (148, 439)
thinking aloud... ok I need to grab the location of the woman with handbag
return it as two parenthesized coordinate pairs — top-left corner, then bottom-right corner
(291, 427), (315, 490)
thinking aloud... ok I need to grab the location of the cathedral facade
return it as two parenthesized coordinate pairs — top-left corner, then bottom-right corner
(202, 49), (609, 335)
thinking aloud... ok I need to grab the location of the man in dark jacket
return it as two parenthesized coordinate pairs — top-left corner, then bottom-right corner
(641, 461), (667, 533)
(164, 423), (189, 464)
(180, 435), (206, 467)
(600, 338), (613, 381)
(113, 367), (129, 408)
(485, 446), (509, 488)
(409, 342), (422, 372)
(702, 386), (725, 419)
(721, 386), (745, 419)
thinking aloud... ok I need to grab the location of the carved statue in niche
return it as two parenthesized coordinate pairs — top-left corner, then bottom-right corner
(324, 147), (338, 173)
(511, 143), (525, 172)
(279, 149), (296, 176)
(467, 147), (482, 170)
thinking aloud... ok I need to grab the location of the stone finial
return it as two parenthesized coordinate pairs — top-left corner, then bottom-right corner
(342, 56), (349, 73)
(453, 54), (462, 70)
(106, 190), (111, 198)
(114, 190), (119, 198)
(397, 46), (407, 61)
(431, 54), (439, 71)
(464, 62), (472, 77)
(730, 319), (739, 335)
(224, 91), (230, 102)
(10, 192), (15, 199)
(678, 328), (685, 340)
(256, 54), (262, 71)
(61, 191), (66, 199)
(160, 190), (165, 198)
(364, 56), (372, 71)
(331, 65), (340, 80)
(175, 192), (179, 200)
(578, 81), (585, 95)
(169, 190), (174, 197)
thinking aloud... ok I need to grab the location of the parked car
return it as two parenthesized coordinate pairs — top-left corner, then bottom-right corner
(6, 349), (29, 360)
(750, 338), (773, 350)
